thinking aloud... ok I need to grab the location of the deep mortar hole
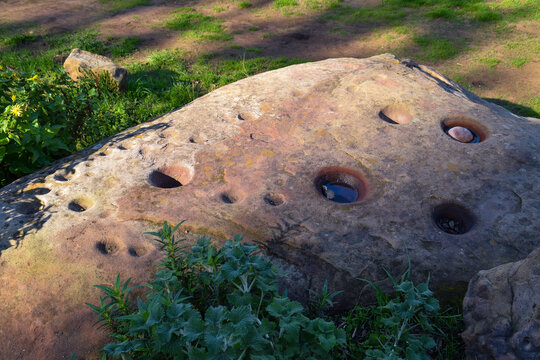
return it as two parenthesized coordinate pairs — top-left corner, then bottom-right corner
(379, 104), (413, 125)
(221, 192), (239, 204)
(432, 203), (475, 235)
(441, 116), (488, 143)
(96, 240), (119, 255)
(148, 165), (191, 189)
(25, 187), (51, 195)
(15, 199), (43, 215)
(68, 196), (94, 212)
(128, 245), (149, 257)
(149, 170), (182, 188)
(315, 168), (367, 203)
(264, 193), (285, 206)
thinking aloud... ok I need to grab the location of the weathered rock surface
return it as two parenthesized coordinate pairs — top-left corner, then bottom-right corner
(63, 48), (128, 90)
(462, 248), (540, 360)
(0, 54), (539, 358)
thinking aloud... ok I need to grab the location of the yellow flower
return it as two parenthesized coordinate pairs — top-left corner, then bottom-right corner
(11, 95), (16, 102)
(10, 104), (23, 117)
(26, 74), (38, 81)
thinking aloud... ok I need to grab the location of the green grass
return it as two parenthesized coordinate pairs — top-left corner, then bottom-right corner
(111, 37), (143, 57)
(99, 0), (149, 12)
(248, 26), (259, 31)
(273, 0), (298, 8)
(2, 33), (37, 47)
(238, 1), (252, 8)
(479, 56), (501, 68)
(413, 35), (462, 62)
(509, 57), (529, 68)
(424, 6), (456, 19)
(165, 8), (233, 41)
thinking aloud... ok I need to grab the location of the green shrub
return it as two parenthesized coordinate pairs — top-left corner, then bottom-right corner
(0, 66), (117, 185)
(88, 222), (346, 359)
(341, 269), (464, 359)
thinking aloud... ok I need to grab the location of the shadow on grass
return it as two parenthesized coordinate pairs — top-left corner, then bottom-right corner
(484, 98), (540, 118)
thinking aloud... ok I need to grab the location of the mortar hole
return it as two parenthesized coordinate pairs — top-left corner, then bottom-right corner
(97, 240), (119, 255)
(264, 193), (285, 206)
(221, 191), (239, 204)
(128, 245), (149, 257)
(379, 104), (412, 124)
(315, 167), (367, 203)
(15, 199), (43, 215)
(432, 203), (475, 235)
(68, 196), (94, 212)
(149, 171), (182, 188)
(441, 116), (487, 143)
(148, 165), (191, 188)
(25, 187), (51, 195)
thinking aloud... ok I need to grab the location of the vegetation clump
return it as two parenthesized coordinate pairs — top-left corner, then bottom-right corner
(88, 221), (346, 359)
(89, 222), (464, 359)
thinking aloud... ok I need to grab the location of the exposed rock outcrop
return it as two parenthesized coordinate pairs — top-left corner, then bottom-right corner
(1, 54), (539, 358)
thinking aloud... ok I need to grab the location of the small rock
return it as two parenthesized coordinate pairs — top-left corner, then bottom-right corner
(448, 126), (474, 143)
(63, 48), (128, 91)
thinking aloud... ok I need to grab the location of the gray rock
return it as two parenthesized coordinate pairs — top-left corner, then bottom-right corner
(462, 248), (540, 360)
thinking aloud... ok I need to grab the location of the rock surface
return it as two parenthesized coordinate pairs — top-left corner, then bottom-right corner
(63, 48), (128, 90)
(0, 54), (539, 358)
(462, 248), (540, 359)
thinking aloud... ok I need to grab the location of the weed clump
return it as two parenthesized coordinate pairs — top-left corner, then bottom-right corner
(88, 222), (465, 359)
(88, 221), (346, 358)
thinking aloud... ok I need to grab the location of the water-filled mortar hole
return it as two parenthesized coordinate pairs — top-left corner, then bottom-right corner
(315, 167), (367, 203)
(148, 165), (191, 189)
(432, 203), (475, 235)
(441, 116), (488, 143)
(96, 239), (120, 255)
(379, 104), (413, 124)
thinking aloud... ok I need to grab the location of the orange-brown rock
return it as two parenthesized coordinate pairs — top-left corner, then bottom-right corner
(63, 48), (128, 91)
(1, 54), (539, 359)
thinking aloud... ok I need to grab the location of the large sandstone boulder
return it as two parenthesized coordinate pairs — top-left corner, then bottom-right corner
(462, 248), (540, 360)
(0, 54), (539, 358)
(63, 48), (128, 91)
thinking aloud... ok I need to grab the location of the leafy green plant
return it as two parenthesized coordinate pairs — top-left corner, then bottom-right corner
(0, 66), (117, 185)
(341, 268), (462, 360)
(88, 221), (346, 359)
